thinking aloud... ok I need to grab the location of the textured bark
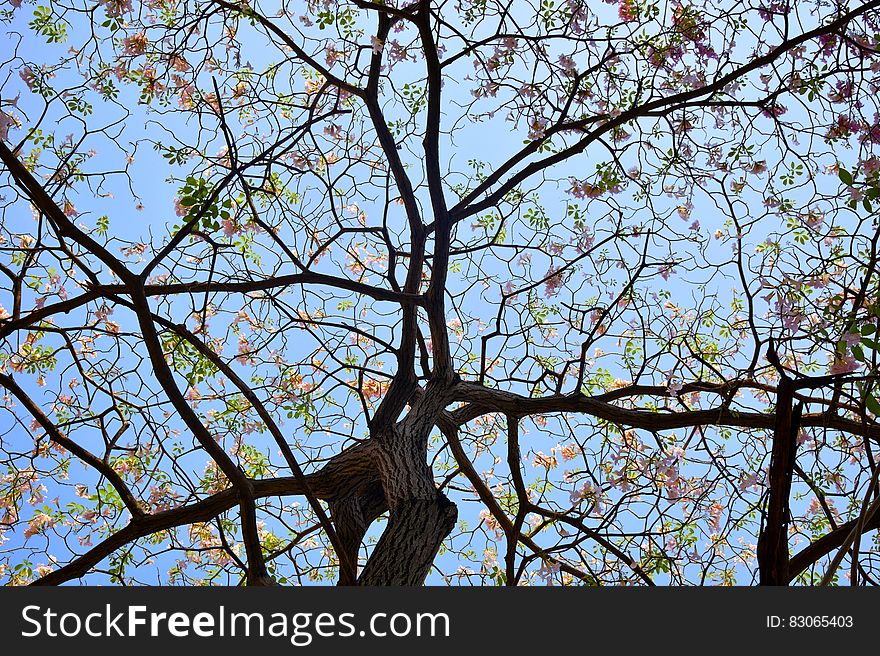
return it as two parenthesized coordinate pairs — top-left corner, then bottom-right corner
(330, 482), (387, 586)
(757, 371), (803, 585)
(356, 379), (460, 585)
(356, 431), (457, 585)
(357, 495), (457, 585)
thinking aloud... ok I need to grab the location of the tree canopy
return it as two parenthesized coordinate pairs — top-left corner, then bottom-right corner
(2, 0), (880, 586)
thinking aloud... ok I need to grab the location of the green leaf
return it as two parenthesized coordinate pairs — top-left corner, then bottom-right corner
(862, 337), (880, 350)
(838, 168), (853, 185)
(866, 393), (880, 417)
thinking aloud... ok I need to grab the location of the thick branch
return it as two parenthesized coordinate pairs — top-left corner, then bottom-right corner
(453, 382), (880, 443)
(30, 441), (377, 585)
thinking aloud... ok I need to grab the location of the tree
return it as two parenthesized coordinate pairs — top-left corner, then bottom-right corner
(2, 0), (880, 586)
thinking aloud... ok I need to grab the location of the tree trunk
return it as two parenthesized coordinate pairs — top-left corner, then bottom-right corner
(330, 482), (387, 585)
(757, 374), (802, 585)
(357, 495), (457, 585)
(356, 381), (459, 585)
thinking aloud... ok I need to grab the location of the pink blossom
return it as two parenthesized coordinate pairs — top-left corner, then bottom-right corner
(618, 0), (637, 21)
(848, 186), (865, 202)
(479, 509), (503, 538)
(122, 32), (149, 57)
(222, 218), (239, 238)
(708, 501), (724, 532)
(528, 117), (549, 140)
(236, 334), (254, 365)
(471, 80), (499, 98)
(830, 354), (858, 375)
(386, 40), (411, 65)
(23, 512), (55, 539)
(111, 61), (128, 81)
(557, 55), (577, 74)
(169, 55), (190, 72)
(567, 179), (603, 199)
(34, 564), (52, 577)
(362, 378), (386, 400)
(323, 123), (342, 139)
(536, 559), (560, 584)
(148, 485), (180, 512)
(19, 66), (37, 92)
(532, 451), (558, 469)
(544, 266), (564, 296)
(203, 92), (221, 114)
(761, 103), (787, 118)
(325, 44), (343, 68)
(862, 156), (880, 177)
(0, 111), (18, 140)
(173, 76), (195, 108)
(843, 332), (861, 347)
(99, 0), (133, 17)
(577, 230), (595, 253)
(738, 471), (760, 491)
(569, 481), (597, 504)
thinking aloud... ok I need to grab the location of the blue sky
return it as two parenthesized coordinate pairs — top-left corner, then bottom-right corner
(0, 0), (877, 585)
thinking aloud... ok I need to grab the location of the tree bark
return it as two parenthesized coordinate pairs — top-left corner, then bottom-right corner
(330, 482), (387, 585)
(757, 372), (803, 585)
(356, 379), (460, 585)
(357, 495), (457, 585)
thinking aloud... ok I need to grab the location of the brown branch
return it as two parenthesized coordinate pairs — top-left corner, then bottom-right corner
(453, 382), (880, 443)
(30, 442), (377, 585)
(0, 290), (103, 340)
(125, 301), (360, 585)
(436, 405), (651, 585)
(449, 0), (880, 222)
(96, 274), (423, 306)
(756, 370), (801, 585)
(0, 372), (146, 519)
